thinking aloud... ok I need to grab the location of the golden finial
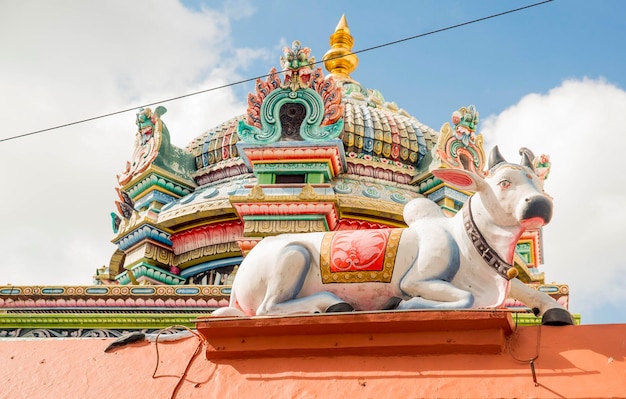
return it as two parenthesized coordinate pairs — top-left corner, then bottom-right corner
(323, 14), (359, 79)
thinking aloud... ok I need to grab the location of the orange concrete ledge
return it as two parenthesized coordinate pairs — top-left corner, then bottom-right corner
(2, 312), (625, 398)
(196, 310), (516, 359)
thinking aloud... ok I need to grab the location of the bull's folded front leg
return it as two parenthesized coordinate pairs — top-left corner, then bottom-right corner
(259, 291), (351, 315)
(395, 232), (473, 310)
(255, 244), (349, 315)
(397, 280), (474, 309)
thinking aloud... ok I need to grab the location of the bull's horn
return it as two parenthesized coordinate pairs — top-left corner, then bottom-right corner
(519, 147), (535, 170)
(488, 146), (507, 169)
(521, 153), (535, 171)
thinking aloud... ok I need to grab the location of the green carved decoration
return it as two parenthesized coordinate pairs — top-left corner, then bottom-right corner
(238, 41), (344, 145)
(238, 87), (343, 144)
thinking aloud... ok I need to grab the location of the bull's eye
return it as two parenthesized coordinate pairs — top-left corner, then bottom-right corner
(498, 179), (511, 190)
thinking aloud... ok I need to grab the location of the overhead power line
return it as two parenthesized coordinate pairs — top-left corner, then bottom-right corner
(0, 0), (553, 144)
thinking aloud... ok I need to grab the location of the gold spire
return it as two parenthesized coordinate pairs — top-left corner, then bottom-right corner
(323, 14), (359, 79)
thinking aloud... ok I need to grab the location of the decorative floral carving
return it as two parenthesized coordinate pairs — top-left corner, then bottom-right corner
(246, 68), (281, 129)
(247, 185), (266, 200)
(311, 67), (344, 127)
(298, 184), (318, 200)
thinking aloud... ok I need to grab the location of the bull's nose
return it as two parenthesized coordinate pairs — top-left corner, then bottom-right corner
(521, 196), (553, 225)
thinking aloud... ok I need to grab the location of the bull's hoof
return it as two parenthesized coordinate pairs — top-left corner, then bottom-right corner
(382, 297), (403, 310)
(541, 308), (575, 326)
(326, 302), (354, 313)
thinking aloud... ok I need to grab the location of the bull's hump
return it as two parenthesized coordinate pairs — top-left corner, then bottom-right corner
(403, 198), (445, 226)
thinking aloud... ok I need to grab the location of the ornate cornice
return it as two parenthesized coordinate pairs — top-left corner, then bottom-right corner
(125, 170), (195, 202)
(157, 198), (237, 229)
(512, 253), (545, 284)
(170, 221), (244, 255)
(237, 141), (346, 177)
(113, 209), (161, 239)
(116, 263), (185, 285)
(114, 224), (172, 251)
(336, 219), (396, 230)
(230, 184), (339, 204)
(517, 228), (544, 268)
(0, 285), (230, 307)
(333, 176), (421, 205)
(0, 314), (204, 330)
(231, 186), (340, 232)
(345, 157), (415, 185)
(143, 241), (174, 265)
(121, 164), (196, 195)
(253, 161), (335, 181)
(173, 243), (241, 268)
(243, 219), (329, 236)
(337, 195), (407, 225)
(193, 159), (250, 186)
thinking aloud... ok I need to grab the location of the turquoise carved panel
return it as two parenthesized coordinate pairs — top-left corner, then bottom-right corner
(238, 87), (343, 145)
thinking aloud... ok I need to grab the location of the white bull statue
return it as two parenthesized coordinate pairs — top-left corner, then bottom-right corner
(213, 146), (574, 326)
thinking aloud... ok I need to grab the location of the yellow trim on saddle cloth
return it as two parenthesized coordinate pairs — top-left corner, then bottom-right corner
(320, 229), (403, 284)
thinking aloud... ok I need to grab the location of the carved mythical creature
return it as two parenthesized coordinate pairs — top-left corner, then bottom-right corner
(117, 106), (167, 185)
(135, 106), (167, 145)
(451, 105), (479, 146)
(281, 40), (315, 91)
(114, 187), (134, 220)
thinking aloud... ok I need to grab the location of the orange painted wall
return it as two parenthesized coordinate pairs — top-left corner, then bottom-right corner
(1, 322), (624, 398)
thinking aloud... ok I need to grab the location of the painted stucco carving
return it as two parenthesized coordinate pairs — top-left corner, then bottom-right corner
(280, 40), (316, 91)
(118, 107), (167, 185)
(238, 41), (344, 144)
(435, 105), (486, 176)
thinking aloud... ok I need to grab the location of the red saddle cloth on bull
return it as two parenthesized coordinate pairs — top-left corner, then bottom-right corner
(320, 229), (403, 283)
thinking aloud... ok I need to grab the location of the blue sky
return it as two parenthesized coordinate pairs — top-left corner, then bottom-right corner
(1, 0), (625, 324)
(185, 0), (626, 131)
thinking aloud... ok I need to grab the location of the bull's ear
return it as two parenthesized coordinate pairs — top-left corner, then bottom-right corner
(432, 168), (485, 192)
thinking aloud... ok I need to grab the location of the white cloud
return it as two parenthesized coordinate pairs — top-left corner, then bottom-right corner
(482, 78), (626, 323)
(0, 1), (264, 285)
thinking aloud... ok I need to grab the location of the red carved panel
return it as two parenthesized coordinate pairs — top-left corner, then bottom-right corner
(170, 221), (244, 255)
